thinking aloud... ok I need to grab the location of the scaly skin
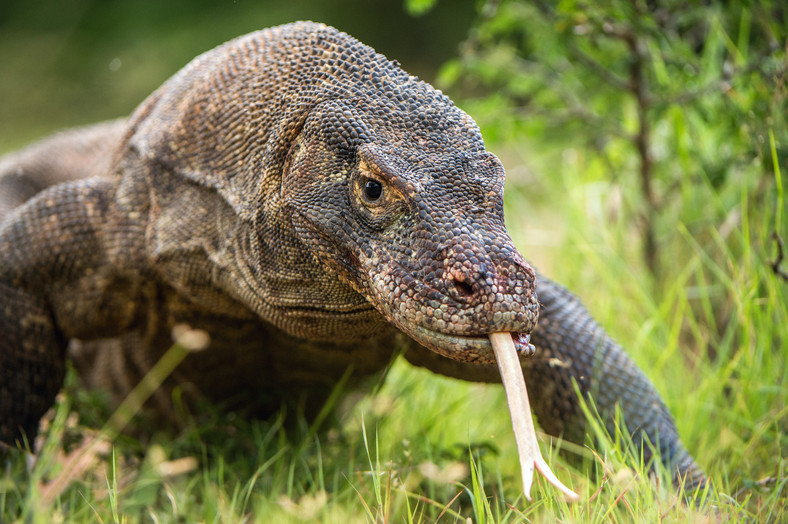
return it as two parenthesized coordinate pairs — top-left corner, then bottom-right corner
(0, 22), (704, 488)
(0, 120), (125, 220)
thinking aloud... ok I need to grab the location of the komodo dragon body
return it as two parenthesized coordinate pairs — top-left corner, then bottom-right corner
(0, 22), (703, 488)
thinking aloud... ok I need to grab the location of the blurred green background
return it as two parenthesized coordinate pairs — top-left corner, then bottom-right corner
(0, 0), (475, 152)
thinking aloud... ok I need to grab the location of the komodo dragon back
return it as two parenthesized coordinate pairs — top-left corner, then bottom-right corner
(0, 21), (705, 491)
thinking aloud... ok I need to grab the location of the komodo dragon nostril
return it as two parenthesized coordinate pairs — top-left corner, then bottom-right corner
(452, 278), (474, 297)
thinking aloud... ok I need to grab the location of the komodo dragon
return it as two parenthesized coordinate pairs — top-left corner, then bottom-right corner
(0, 21), (704, 489)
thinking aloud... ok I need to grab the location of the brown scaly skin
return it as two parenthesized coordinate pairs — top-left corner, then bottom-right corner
(0, 22), (704, 488)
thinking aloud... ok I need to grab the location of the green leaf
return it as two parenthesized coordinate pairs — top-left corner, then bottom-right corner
(404, 0), (438, 17)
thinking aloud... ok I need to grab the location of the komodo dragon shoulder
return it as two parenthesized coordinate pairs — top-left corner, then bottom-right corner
(0, 21), (704, 489)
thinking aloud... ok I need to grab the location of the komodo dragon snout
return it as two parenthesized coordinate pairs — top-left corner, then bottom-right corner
(282, 99), (538, 363)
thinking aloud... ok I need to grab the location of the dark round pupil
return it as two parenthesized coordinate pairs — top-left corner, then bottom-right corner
(363, 179), (383, 201)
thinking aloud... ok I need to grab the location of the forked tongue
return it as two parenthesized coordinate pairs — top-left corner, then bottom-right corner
(489, 332), (580, 503)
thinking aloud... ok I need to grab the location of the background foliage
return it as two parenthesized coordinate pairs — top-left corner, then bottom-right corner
(0, 0), (475, 151)
(1, 0), (787, 521)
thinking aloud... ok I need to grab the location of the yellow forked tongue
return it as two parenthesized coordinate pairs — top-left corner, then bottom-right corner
(489, 332), (580, 503)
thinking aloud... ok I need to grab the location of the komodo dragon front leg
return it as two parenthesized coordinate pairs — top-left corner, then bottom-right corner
(0, 176), (151, 442)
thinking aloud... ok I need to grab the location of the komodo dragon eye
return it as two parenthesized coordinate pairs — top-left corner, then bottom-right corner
(362, 178), (383, 201)
(350, 170), (404, 230)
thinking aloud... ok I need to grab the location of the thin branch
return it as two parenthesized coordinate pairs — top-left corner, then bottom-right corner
(626, 24), (659, 276)
(770, 232), (788, 281)
(567, 46), (631, 92)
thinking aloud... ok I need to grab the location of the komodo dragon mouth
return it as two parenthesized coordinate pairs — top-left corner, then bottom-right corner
(359, 256), (540, 365)
(410, 325), (536, 360)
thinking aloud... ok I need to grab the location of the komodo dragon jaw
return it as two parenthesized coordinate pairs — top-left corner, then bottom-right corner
(282, 100), (539, 363)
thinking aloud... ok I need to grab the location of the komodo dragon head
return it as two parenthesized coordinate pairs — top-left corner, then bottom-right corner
(131, 22), (538, 364)
(280, 94), (539, 364)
